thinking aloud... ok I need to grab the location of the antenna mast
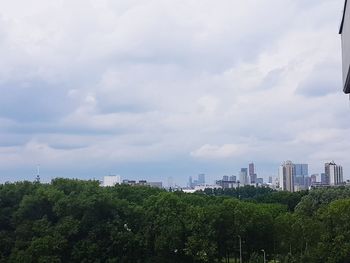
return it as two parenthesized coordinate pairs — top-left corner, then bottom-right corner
(35, 164), (40, 183)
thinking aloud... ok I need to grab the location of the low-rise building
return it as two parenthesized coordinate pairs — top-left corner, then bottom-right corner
(122, 179), (163, 188)
(215, 175), (238, 189)
(103, 175), (121, 187)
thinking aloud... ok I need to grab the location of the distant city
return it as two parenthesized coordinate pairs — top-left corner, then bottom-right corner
(101, 160), (346, 193)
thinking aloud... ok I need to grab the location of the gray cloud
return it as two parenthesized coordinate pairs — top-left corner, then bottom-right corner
(0, 0), (348, 184)
(259, 68), (285, 90)
(296, 61), (342, 97)
(0, 79), (74, 122)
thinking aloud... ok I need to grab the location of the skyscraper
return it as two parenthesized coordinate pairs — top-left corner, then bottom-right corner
(241, 168), (248, 174)
(249, 162), (258, 184)
(251, 174), (257, 184)
(325, 161), (343, 186)
(279, 161), (295, 192)
(294, 164), (308, 177)
(294, 164), (308, 188)
(239, 168), (249, 185)
(249, 163), (254, 175)
(188, 176), (193, 188)
(198, 174), (205, 185)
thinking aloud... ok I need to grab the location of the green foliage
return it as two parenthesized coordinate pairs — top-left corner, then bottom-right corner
(202, 186), (308, 212)
(202, 185), (275, 201)
(1, 180), (350, 262)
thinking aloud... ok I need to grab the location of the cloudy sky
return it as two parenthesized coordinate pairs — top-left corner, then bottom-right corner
(0, 0), (348, 185)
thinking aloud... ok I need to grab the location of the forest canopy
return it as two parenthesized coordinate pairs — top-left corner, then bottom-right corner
(1, 179), (350, 263)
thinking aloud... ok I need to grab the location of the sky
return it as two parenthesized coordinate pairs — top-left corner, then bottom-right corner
(0, 0), (348, 185)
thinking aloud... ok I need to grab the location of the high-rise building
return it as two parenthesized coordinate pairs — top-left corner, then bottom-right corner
(325, 161), (344, 186)
(268, 176), (273, 184)
(321, 173), (327, 184)
(249, 163), (254, 175)
(240, 168), (249, 185)
(251, 174), (257, 184)
(249, 163), (257, 183)
(279, 161), (295, 192)
(103, 175), (121, 187)
(294, 164), (308, 188)
(198, 174), (205, 185)
(294, 164), (308, 177)
(188, 176), (193, 188)
(340, 0), (350, 94)
(189, 174), (205, 188)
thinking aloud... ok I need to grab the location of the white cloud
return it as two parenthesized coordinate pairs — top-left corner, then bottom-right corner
(191, 144), (247, 159)
(0, 0), (348, 183)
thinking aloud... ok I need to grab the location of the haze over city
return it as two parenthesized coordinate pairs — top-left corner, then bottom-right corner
(0, 0), (348, 185)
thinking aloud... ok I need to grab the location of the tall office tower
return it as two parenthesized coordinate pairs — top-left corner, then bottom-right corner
(340, 0), (350, 94)
(249, 163), (254, 176)
(223, 175), (229, 181)
(321, 173), (327, 184)
(325, 161), (344, 186)
(249, 163), (257, 183)
(188, 176), (193, 188)
(251, 173), (257, 184)
(35, 164), (41, 183)
(198, 174), (205, 185)
(279, 161), (295, 192)
(103, 175), (121, 187)
(240, 168), (249, 185)
(294, 164), (308, 187)
(241, 168), (248, 175)
(268, 176), (273, 184)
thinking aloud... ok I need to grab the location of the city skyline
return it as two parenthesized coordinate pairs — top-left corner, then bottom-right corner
(0, 0), (349, 185)
(22, 159), (344, 187)
(1, 1), (350, 262)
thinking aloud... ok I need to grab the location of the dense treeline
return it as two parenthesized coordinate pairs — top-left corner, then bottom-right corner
(199, 186), (308, 211)
(1, 179), (350, 262)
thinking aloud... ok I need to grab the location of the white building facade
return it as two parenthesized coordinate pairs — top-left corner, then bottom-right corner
(279, 161), (295, 192)
(103, 175), (121, 187)
(325, 161), (343, 186)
